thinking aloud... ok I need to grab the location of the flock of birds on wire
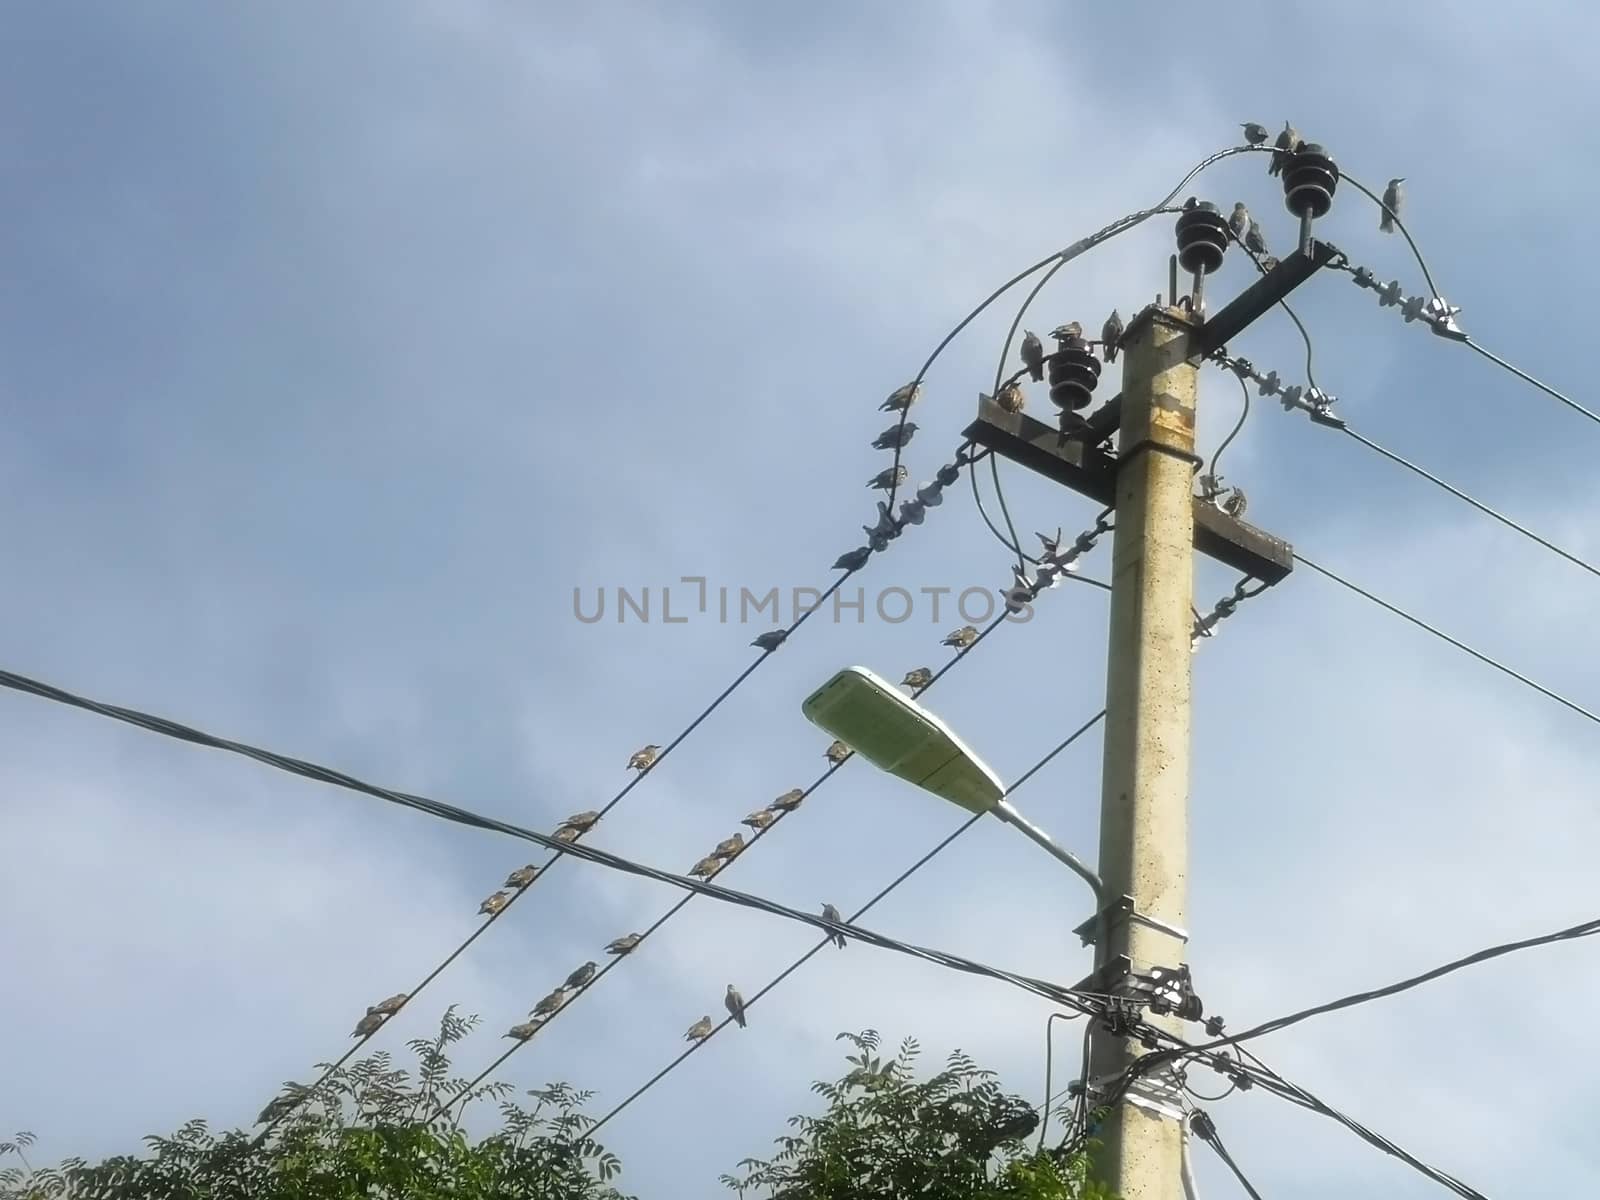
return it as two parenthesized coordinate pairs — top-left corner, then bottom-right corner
(322, 119), (1415, 1125)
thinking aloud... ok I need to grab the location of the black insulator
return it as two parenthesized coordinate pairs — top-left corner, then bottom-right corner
(1174, 201), (1229, 275)
(1283, 143), (1339, 218)
(1046, 344), (1102, 412)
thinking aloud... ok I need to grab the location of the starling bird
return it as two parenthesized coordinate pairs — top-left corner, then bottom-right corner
(1101, 310), (1124, 363)
(553, 825), (582, 844)
(879, 381), (921, 413)
(725, 984), (748, 1028)
(479, 890), (511, 917)
(867, 465), (908, 491)
(872, 421), (918, 451)
(1222, 487), (1248, 518)
(1241, 122), (1270, 146)
(628, 744), (660, 771)
(371, 993), (409, 1016)
(742, 807), (777, 831)
(255, 1085), (309, 1126)
(504, 1021), (540, 1041)
(689, 854), (724, 880)
(605, 932), (643, 956)
(1037, 528), (1063, 559)
(1380, 177), (1404, 234)
(995, 380), (1025, 414)
(832, 546), (871, 572)
(821, 902), (847, 949)
(771, 787), (806, 812)
(864, 500), (897, 542)
(564, 961), (598, 990)
(685, 1015), (714, 1041)
(824, 740), (851, 765)
(713, 832), (746, 860)
(1244, 219), (1267, 257)
(505, 864), (539, 889)
(1051, 321), (1084, 345)
(1228, 202), (1249, 244)
(901, 666), (933, 690)
(1259, 254), (1280, 273)
(1269, 121), (1299, 177)
(1020, 330), (1045, 382)
(351, 1011), (386, 1038)
(561, 810), (601, 833)
(941, 624), (979, 649)
(751, 629), (787, 651)
(531, 988), (567, 1018)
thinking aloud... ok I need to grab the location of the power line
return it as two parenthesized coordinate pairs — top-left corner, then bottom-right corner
(1290, 552), (1600, 727)
(0, 664), (1122, 1014)
(1460, 336), (1600, 431)
(426, 515), (1122, 1119)
(1188, 1112), (1264, 1200)
(579, 707), (1109, 1142)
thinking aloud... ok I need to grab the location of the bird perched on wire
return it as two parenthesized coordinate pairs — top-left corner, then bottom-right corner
(725, 984), (748, 1029)
(560, 810), (601, 834)
(901, 666), (933, 690)
(605, 932), (642, 956)
(255, 1084), (310, 1126)
(1240, 122), (1269, 146)
(821, 903), (847, 949)
(879, 381), (921, 413)
(1101, 310), (1124, 363)
(751, 629), (787, 652)
(771, 787), (806, 812)
(1269, 121), (1299, 176)
(741, 807), (777, 831)
(531, 988), (568, 1018)
(824, 740), (851, 766)
(685, 1016), (714, 1042)
(504, 1021), (540, 1042)
(864, 500), (897, 543)
(553, 825), (583, 845)
(1037, 528), (1063, 559)
(479, 890), (511, 917)
(872, 421), (918, 451)
(628, 744), (660, 771)
(1244, 219), (1268, 258)
(868, 465), (908, 492)
(351, 1010), (387, 1038)
(941, 624), (978, 649)
(832, 546), (871, 572)
(1380, 177), (1404, 233)
(565, 961), (598, 990)
(995, 380), (1025, 414)
(713, 832), (746, 860)
(1020, 330), (1045, 381)
(689, 854), (724, 880)
(1228, 202), (1250, 244)
(370, 993), (408, 1016)
(504, 864), (539, 890)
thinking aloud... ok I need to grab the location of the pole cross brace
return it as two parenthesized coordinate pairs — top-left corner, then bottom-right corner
(1073, 894), (1190, 948)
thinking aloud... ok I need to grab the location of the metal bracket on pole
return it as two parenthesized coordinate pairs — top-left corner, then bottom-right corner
(1073, 894), (1190, 948)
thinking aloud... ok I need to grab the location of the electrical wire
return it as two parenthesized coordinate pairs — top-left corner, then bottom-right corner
(1460, 336), (1600, 431)
(1336, 169), (1445, 306)
(1289, 552), (1600, 727)
(1338, 427), (1600, 583)
(1037, 1011), (1083, 1151)
(1189, 1113), (1265, 1200)
(426, 589), (1038, 1121)
(431, 514), (1121, 1120)
(1206, 369), (1251, 493)
(579, 707), (1110, 1142)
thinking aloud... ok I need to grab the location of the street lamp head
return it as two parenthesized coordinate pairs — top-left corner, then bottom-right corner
(800, 666), (1004, 814)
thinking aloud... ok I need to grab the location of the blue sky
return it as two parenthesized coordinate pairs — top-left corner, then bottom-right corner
(3, 2), (1599, 1196)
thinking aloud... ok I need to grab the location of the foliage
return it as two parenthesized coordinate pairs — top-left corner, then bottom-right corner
(0, 1008), (630, 1200)
(719, 1030), (1119, 1200)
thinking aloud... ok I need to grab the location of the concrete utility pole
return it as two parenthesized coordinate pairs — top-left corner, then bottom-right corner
(1088, 305), (1201, 1199)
